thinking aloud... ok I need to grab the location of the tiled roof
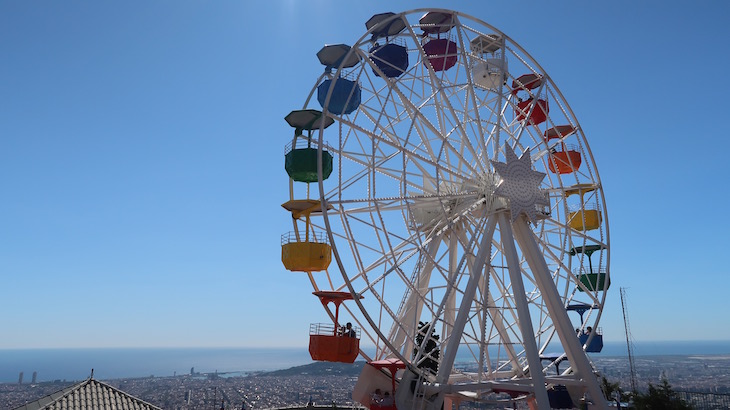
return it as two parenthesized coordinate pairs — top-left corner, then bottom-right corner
(13, 377), (163, 410)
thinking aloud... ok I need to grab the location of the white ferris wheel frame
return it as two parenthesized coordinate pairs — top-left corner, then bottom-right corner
(290, 8), (610, 409)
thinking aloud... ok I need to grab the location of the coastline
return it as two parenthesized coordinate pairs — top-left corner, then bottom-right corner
(1, 341), (728, 384)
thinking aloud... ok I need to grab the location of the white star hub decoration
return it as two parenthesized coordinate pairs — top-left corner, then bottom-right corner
(491, 144), (548, 223)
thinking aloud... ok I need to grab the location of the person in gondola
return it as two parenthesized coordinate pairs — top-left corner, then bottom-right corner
(345, 322), (356, 337)
(371, 389), (383, 407)
(380, 392), (394, 407)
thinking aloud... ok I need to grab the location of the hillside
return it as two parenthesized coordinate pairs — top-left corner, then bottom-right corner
(262, 361), (366, 377)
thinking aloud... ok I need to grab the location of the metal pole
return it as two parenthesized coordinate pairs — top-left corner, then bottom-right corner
(511, 214), (607, 409)
(497, 213), (550, 409)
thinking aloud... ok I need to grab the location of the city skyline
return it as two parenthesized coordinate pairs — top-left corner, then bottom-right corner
(2, 1), (729, 349)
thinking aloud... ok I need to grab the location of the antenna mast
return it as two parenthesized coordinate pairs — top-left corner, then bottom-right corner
(620, 287), (638, 392)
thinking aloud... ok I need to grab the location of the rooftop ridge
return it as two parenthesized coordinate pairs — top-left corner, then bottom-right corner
(13, 376), (163, 410)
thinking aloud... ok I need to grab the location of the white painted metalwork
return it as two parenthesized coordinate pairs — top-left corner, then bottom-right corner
(289, 8), (610, 410)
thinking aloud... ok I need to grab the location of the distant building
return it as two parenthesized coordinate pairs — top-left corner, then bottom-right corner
(32, 372), (37, 384)
(18, 372), (23, 385)
(190, 367), (195, 375)
(12, 375), (162, 410)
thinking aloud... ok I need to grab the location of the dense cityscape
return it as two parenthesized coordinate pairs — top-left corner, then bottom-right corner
(3, 355), (730, 410)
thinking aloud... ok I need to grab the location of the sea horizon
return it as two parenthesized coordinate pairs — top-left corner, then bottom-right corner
(1, 341), (728, 384)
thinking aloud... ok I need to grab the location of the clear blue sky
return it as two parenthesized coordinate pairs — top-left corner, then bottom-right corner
(1, 1), (728, 349)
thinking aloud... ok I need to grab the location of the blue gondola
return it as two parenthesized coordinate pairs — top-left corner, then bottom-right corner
(317, 78), (361, 115)
(369, 43), (408, 78)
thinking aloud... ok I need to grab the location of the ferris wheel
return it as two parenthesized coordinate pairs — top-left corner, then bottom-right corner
(281, 9), (610, 410)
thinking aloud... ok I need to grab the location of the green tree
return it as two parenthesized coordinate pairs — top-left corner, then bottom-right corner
(633, 377), (693, 410)
(413, 321), (440, 375)
(599, 376), (635, 408)
(600, 375), (621, 398)
(600, 376), (624, 404)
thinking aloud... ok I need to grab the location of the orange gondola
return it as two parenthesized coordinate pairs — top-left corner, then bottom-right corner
(308, 291), (363, 363)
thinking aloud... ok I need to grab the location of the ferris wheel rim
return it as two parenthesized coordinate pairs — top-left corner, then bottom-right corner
(289, 8), (610, 405)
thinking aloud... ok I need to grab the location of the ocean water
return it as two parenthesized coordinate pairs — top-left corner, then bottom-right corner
(600, 340), (730, 357)
(0, 348), (312, 383)
(1, 341), (728, 384)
